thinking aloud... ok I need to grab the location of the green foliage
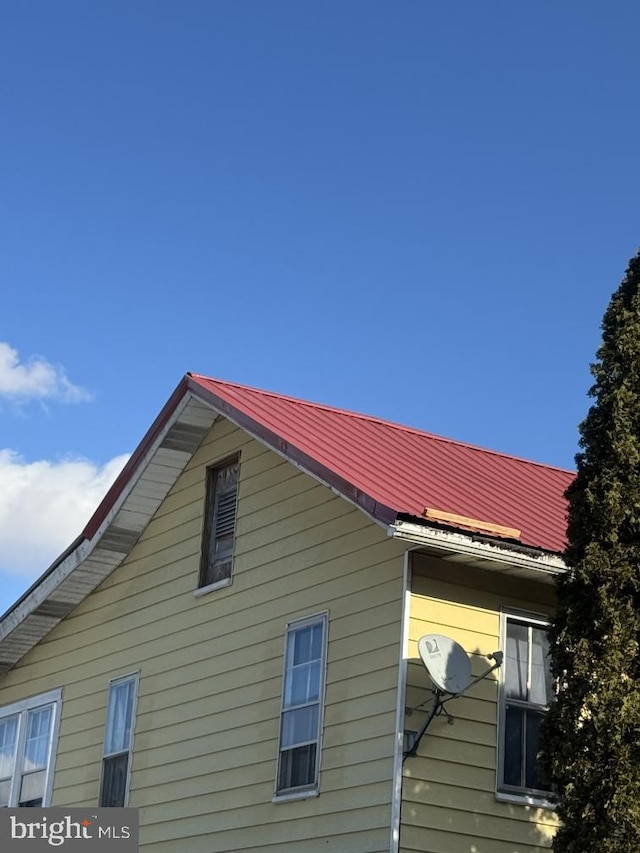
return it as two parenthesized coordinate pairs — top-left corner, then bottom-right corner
(541, 250), (640, 852)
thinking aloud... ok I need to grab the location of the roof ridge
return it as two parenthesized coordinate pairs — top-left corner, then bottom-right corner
(189, 373), (575, 477)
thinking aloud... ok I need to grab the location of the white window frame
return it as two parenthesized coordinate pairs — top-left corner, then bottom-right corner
(99, 672), (139, 808)
(497, 609), (554, 807)
(274, 612), (328, 801)
(0, 687), (63, 808)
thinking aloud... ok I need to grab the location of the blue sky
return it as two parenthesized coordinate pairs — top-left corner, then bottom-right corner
(1, 1), (639, 614)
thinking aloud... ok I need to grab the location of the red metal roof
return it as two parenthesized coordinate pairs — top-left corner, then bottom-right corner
(188, 374), (573, 554)
(0, 375), (573, 674)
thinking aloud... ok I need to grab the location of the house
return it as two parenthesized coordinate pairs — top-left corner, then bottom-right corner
(0, 373), (573, 852)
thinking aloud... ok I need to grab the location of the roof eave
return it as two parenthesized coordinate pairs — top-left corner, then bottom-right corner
(391, 518), (566, 582)
(83, 375), (192, 540)
(0, 381), (217, 673)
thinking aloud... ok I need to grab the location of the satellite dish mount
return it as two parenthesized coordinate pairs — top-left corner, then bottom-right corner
(404, 634), (503, 760)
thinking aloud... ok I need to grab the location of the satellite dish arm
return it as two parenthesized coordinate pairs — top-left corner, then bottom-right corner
(403, 689), (442, 761)
(404, 651), (503, 760)
(440, 651), (503, 705)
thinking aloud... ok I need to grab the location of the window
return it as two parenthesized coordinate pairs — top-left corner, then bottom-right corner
(99, 674), (139, 807)
(498, 612), (553, 799)
(199, 456), (240, 588)
(276, 614), (328, 796)
(0, 688), (62, 808)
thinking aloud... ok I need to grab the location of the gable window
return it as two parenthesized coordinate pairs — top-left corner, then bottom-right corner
(0, 688), (62, 808)
(276, 613), (328, 797)
(199, 456), (239, 589)
(99, 674), (139, 807)
(498, 612), (553, 799)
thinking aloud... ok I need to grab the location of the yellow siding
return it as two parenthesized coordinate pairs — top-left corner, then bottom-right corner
(0, 418), (407, 852)
(400, 554), (558, 853)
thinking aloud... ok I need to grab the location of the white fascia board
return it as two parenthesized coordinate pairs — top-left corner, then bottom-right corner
(390, 520), (566, 577)
(0, 392), (197, 643)
(0, 538), (93, 641)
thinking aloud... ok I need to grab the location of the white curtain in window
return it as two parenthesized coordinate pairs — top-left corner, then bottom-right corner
(505, 622), (528, 700)
(0, 716), (18, 779)
(284, 624), (323, 708)
(105, 681), (134, 755)
(530, 627), (552, 705)
(23, 707), (52, 772)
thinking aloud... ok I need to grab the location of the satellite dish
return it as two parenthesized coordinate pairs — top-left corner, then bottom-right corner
(418, 634), (472, 695)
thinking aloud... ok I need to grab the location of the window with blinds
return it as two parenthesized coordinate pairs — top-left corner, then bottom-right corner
(199, 456), (240, 588)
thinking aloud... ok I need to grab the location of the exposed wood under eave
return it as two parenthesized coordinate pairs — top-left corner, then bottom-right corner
(391, 518), (566, 583)
(423, 507), (522, 541)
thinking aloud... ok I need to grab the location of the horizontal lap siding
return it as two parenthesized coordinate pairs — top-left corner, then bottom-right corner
(0, 418), (406, 852)
(400, 555), (557, 853)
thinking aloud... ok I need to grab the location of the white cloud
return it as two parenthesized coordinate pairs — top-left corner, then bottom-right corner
(0, 342), (91, 402)
(0, 450), (130, 578)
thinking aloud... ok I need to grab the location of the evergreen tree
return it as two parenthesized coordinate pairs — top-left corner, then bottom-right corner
(542, 250), (640, 851)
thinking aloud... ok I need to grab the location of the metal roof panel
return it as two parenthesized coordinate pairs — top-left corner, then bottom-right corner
(189, 374), (572, 554)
